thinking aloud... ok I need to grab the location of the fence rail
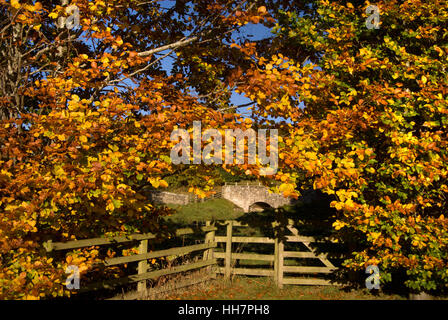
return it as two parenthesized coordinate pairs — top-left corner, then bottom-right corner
(44, 225), (216, 252)
(44, 223), (217, 295)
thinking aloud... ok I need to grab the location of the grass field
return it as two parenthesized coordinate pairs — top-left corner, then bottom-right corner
(163, 198), (244, 224)
(160, 276), (405, 300)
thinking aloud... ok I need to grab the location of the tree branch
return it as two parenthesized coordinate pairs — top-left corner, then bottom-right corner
(137, 36), (198, 57)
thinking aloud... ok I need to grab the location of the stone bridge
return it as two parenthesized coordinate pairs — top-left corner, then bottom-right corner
(221, 184), (294, 212)
(146, 184), (295, 212)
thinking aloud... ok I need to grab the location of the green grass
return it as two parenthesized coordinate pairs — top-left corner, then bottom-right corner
(162, 198), (244, 224)
(163, 276), (406, 300)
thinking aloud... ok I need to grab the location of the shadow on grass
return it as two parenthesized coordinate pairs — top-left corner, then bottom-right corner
(231, 190), (411, 298)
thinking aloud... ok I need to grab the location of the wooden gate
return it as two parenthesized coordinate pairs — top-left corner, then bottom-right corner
(214, 220), (337, 288)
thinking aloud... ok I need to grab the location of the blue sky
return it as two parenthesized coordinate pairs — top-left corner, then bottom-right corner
(229, 23), (273, 115)
(159, 22), (274, 116)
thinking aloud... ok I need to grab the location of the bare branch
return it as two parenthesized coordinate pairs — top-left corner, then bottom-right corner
(137, 36), (198, 57)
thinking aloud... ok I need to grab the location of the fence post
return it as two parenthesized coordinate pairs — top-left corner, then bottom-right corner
(137, 239), (148, 293)
(203, 221), (216, 277)
(274, 236), (279, 286)
(278, 240), (284, 289)
(273, 220), (284, 289)
(225, 220), (233, 280)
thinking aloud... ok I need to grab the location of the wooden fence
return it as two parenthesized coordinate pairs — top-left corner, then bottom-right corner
(214, 220), (337, 288)
(43, 219), (337, 297)
(44, 222), (217, 296)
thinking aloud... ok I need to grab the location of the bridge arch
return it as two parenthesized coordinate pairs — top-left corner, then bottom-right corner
(221, 184), (294, 212)
(248, 201), (273, 212)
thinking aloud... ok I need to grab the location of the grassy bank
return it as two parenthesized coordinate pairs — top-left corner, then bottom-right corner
(162, 198), (244, 224)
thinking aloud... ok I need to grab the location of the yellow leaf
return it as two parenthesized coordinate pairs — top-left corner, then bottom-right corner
(80, 135), (88, 143)
(370, 232), (381, 241)
(106, 202), (114, 211)
(54, 166), (65, 176)
(257, 6), (267, 14)
(149, 178), (160, 188)
(159, 180), (168, 188)
(332, 220), (347, 230)
(49, 12), (59, 19)
(421, 75), (427, 85)
(101, 56), (110, 64)
(11, 0), (21, 9)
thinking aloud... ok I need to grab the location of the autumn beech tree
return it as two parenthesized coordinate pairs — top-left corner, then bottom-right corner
(0, 0), (291, 299)
(234, 0), (448, 294)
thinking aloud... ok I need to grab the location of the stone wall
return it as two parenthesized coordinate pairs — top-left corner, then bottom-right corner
(146, 191), (190, 205)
